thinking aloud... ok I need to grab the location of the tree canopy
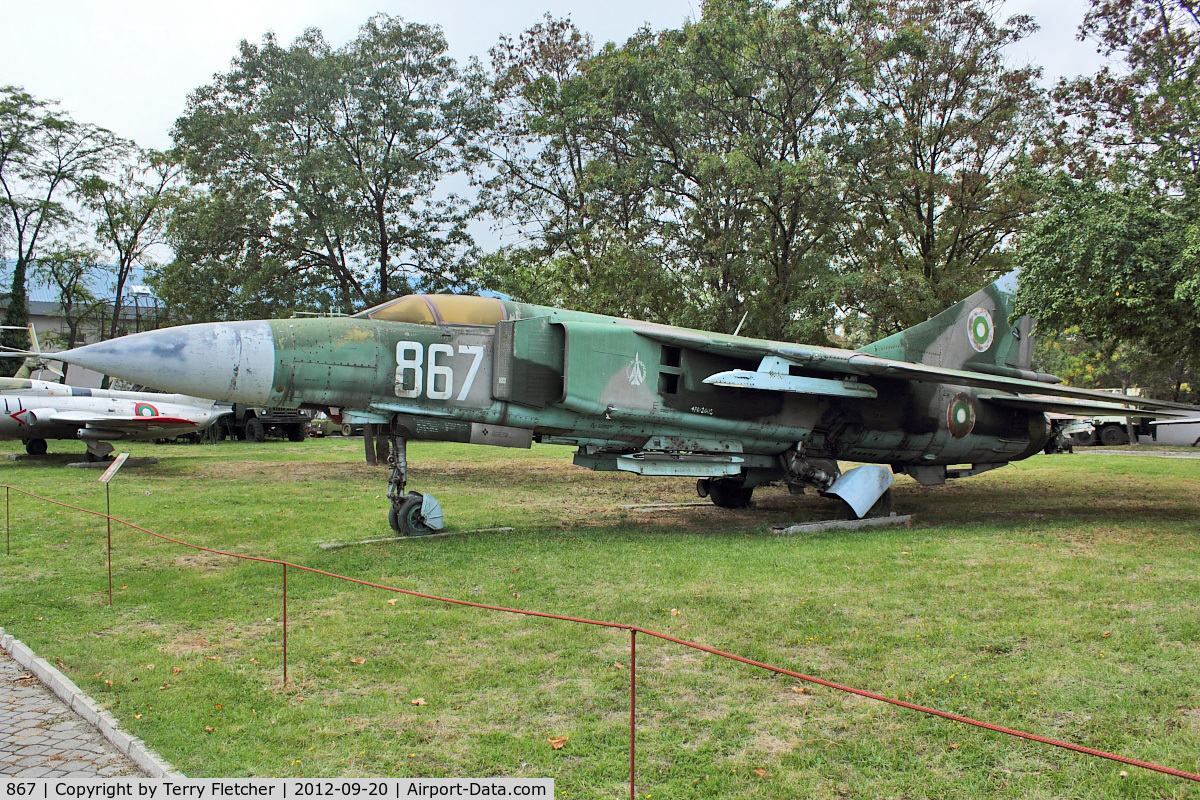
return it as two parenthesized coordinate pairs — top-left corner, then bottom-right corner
(0, 86), (123, 353)
(481, 0), (1047, 343)
(1015, 0), (1200, 399)
(161, 14), (490, 319)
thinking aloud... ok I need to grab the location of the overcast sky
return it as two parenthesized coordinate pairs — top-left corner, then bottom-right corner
(1, 0), (1110, 152)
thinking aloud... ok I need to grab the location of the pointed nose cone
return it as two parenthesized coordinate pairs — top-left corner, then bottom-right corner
(58, 321), (278, 404)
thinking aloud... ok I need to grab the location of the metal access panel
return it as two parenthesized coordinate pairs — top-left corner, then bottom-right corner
(493, 318), (565, 408)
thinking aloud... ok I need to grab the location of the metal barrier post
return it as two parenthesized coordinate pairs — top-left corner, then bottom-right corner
(630, 629), (636, 800)
(97, 455), (129, 608)
(106, 482), (113, 607)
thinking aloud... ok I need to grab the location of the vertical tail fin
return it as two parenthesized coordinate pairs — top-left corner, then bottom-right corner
(857, 272), (1046, 380)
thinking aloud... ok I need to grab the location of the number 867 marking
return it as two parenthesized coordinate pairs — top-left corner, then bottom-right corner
(395, 342), (485, 402)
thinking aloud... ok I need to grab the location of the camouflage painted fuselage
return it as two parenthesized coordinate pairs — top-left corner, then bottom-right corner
(255, 297), (1048, 483)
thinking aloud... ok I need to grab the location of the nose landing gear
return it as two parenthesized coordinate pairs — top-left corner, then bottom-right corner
(385, 428), (445, 537)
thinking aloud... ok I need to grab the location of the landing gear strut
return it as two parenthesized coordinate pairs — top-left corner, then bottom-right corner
(385, 428), (444, 536)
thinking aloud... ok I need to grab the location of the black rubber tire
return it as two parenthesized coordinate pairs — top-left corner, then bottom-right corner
(1071, 430), (1096, 447)
(24, 439), (47, 456)
(287, 423), (308, 442)
(244, 417), (265, 443)
(1099, 425), (1128, 446)
(389, 493), (436, 536)
(708, 480), (754, 509)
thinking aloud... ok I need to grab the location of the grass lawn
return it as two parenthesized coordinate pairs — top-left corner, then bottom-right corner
(0, 436), (1198, 798)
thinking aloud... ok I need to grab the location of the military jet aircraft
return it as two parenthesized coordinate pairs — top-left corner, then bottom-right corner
(0, 376), (231, 460)
(52, 275), (1199, 533)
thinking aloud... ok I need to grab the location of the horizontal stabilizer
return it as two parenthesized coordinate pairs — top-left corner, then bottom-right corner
(1149, 417), (1200, 426)
(978, 395), (1189, 419)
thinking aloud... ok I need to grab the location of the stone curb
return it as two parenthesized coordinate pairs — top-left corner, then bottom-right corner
(0, 627), (184, 778)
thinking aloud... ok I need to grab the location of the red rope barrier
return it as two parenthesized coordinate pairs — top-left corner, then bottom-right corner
(4, 484), (1197, 783)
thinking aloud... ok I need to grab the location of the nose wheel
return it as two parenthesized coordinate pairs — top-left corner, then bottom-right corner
(389, 492), (442, 536)
(385, 430), (444, 536)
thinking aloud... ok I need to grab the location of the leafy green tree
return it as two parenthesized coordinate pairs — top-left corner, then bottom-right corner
(1035, 329), (1197, 402)
(167, 14), (490, 319)
(80, 149), (182, 342)
(483, 0), (1048, 342)
(1015, 172), (1200, 396)
(30, 245), (105, 350)
(0, 86), (121, 354)
(838, 0), (1048, 338)
(485, 2), (867, 341)
(157, 189), (327, 321)
(1016, 0), (1200, 394)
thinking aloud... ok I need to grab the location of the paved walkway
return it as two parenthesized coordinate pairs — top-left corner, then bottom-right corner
(0, 648), (139, 778)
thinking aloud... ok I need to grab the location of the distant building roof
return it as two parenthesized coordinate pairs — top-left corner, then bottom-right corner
(1, 259), (164, 314)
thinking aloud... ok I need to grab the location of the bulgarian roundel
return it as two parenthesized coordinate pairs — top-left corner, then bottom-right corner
(134, 402), (159, 417)
(967, 307), (994, 353)
(946, 393), (976, 439)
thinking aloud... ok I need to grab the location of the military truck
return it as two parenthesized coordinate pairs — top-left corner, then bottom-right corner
(1071, 415), (1152, 446)
(210, 404), (311, 442)
(1069, 389), (1153, 446)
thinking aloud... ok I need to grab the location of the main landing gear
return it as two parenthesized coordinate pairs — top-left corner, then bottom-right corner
(385, 427), (444, 537)
(696, 478), (754, 509)
(696, 451), (897, 520)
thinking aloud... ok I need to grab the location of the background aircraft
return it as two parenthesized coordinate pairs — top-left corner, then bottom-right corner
(52, 276), (1199, 532)
(2, 325), (230, 460)
(0, 376), (231, 460)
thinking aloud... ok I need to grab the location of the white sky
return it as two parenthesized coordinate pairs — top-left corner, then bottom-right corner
(1, 0), (1109, 152)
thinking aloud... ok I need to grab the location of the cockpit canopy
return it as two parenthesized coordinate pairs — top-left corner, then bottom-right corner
(355, 294), (509, 326)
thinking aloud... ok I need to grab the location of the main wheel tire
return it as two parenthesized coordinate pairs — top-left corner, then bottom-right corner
(708, 480), (753, 509)
(1071, 430), (1096, 447)
(388, 493), (436, 536)
(24, 439), (47, 456)
(1099, 425), (1128, 446)
(244, 417), (265, 442)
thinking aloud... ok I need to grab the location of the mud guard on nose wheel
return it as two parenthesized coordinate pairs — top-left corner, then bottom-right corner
(388, 492), (445, 536)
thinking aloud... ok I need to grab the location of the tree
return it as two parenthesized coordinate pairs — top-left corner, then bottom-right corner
(30, 245), (105, 350)
(79, 148), (182, 341)
(167, 15), (490, 319)
(157, 189), (325, 321)
(838, 0), (1048, 338)
(1014, 172), (1200, 397)
(0, 86), (121, 353)
(484, 2), (868, 341)
(482, 0), (1049, 343)
(1015, 0), (1200, 392)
